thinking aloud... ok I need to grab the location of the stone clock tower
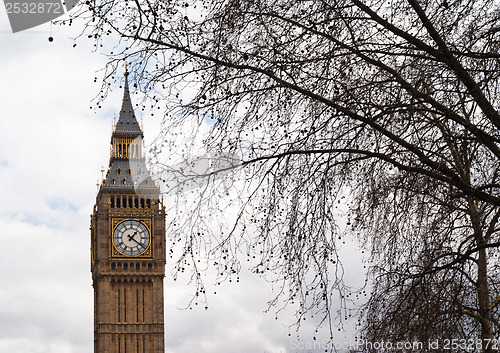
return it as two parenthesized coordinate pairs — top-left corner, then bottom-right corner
(91, 71), (166, 353)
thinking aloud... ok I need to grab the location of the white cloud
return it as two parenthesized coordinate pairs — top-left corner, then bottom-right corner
(0, 12), (109, 353)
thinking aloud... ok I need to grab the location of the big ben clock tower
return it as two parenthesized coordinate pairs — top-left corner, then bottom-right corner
(91, 71), (166, 353)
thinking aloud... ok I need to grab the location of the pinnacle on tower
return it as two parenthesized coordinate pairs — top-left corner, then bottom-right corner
(114, 70), (142, 134)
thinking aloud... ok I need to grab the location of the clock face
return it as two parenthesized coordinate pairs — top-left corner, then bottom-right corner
(113, 220), (150, 256)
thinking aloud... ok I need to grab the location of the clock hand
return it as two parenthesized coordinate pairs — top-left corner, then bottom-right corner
(126, 231), (139, 243)
(127, 233), (147, 249)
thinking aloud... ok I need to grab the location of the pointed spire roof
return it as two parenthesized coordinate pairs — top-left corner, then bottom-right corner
(99, 70), (160, 196)
(114, 71), (142, 135)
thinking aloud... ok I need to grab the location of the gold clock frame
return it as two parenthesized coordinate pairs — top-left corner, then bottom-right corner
(110, 217), (154, 259)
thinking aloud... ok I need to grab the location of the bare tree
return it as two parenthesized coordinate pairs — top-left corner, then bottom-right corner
(72, 0), (500, 351)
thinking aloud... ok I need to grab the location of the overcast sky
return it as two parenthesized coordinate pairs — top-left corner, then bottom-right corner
(0, 7), (364, 353)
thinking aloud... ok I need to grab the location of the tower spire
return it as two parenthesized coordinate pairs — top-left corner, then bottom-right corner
(100, 70), (159, 194)
(114, 69), (142, 133)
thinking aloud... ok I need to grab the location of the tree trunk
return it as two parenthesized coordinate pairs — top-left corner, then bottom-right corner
(477, 245), (495, 353)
